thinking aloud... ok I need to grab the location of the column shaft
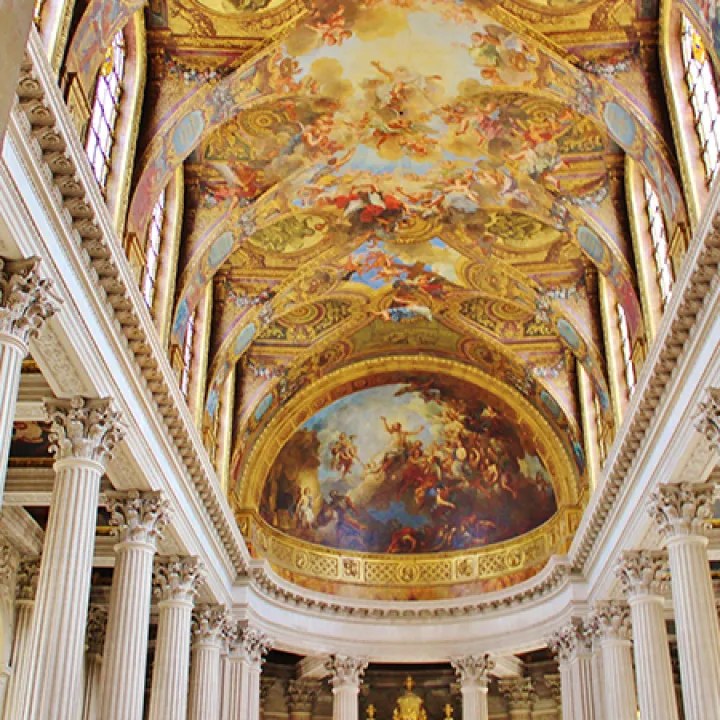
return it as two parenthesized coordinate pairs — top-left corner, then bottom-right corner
(558, 662), (574, 720)
(600, 638), (637, 720)
(223, 660), (259, 720)
(460, 684), (488, 720)
(332, 686), (358, 720)
(188, 641), (222, 720)
(81, 654), (102, 720)
(3, 598), (33, 720)
(571, 653), (595, 720)
(0, 339), (24, 499)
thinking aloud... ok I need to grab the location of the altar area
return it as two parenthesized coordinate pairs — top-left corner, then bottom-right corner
(364, 677), (453, 720)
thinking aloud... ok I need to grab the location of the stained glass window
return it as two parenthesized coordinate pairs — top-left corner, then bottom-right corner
(142, 190), (166, 308)
(617, 304), (636, 395)
(643, 178), (673, 307)
(180, 311), (196, 398)
(681, 15), (720, 180)
(85, 31), (126, 189)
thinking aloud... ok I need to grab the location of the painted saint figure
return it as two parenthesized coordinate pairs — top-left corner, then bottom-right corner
(330, 432), (360, 478)
(296, 487), (315, 530)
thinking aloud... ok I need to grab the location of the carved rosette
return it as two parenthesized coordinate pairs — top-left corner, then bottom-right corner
(0, 540), (20, 601)
(648, 482), (715, 538)
(153, 556), (204, 603)
(326, 655), (369, 689)
(286, 679), (322, 713)
(548, 619), (591, 663)
(0, 257), (59, 348)
(450, 654), (494, 689)
(588, 601), (632, 642)
(230, 624), (273, 667)
(15, 557), (41, 601)
(45, 397), (125, 465)
(499, 677), (536, 710)
(616, 550), (670, 598)
(191, 604), (230, 644)
(695, 387), (720, 454)
(107, 490), (170, 546)
(86, 605), (108, 656)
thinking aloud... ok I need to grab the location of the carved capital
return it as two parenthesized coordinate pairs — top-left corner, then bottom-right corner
(326, 655), (368, 689)
(648, 482), (714, 538)
(0, 257), (59, 348)
(499, 677), (536, 710)
(695, 387), (720, 453)
(548, 619), (591, 663)
(450, 654), (494, 689)
(192, 604), (230, 645)
(0, 541), (20, 601)
(16, 557), (41, 601)
(588, 600), (632, 642)
(107, 490), (170, 547)
(153, 556), (204, 603)
(45, 397), (125, 465)
(286, 679), (322, 713)
(261, 676), (276, 705)
(86, 605), (108, 656)
(616, 550), (670, 598)
(544, 674), (561, 703)
(230, 624), (273, 667)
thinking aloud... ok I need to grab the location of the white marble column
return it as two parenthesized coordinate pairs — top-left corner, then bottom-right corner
(3, 557), (40, 720)
(223, 625), (272, 720)
(27, 397), (124, 720)
(649, 482), (720, 720)
(499, 677), (536, 720)
(0, 540), (20, 716)
(147, 556), (203, 720)
(450, 654), (494, 720)
(549, 619), (595, 720)
(326, 655), (368, 720)
(99, 491), (169, 720)
(286, 679), (321, 720)
(81, 606), (107, 720)
(588, 601), (637, 720)
(188, 605), (229, 720)
(0, 258), (57, 503)
(617, 550), (679, 720)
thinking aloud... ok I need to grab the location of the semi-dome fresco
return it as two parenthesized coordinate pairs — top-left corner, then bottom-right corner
(260, 374), (557, 554)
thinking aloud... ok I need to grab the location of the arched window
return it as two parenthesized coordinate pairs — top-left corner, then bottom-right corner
(85, 31), (126, 189)
(643, 178), (674, 307)
(681, 15), (720, 181)
(617, 304), (636, 395)
(33, 0), (44, 26)
(180, 311), (196, 398)
(142, 190), (166, 308)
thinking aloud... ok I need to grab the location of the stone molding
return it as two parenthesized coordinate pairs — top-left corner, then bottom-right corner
(0, 256), (59, 347)
(588, 600), (632, 642)
(191, 604), (230, 644)
(107, 490), (170, 546)
(326, 655), (369, 689)
(0, 539), (20, 601)
(616, 550), (670, 598)
(15, 556), (41, 601)
(45, 396), (125, 465)
(86, 605), (107, 656)
(286, 678), (322, 713)
(548, 618), (592, 663)
(229, 624), (273, 667)
(499, 677), (537, 710)
(153, 556), (204, 603)
(648, 482), (715, 538)
(695, 386), (720, 453)
(450, 654), (494, 688)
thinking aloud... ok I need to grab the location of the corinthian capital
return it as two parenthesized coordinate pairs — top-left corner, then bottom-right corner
(107, 490), (170, 547)
(695, 387), (720, 453)
(548, 619), (591, 663)
(326, 655), (369, 689)
(86, 605), (108, 656)
(45, 397), (125, 465)
(0, 257), (59, 347)
(588, 600), (632, 642)
(648, 482), (714, 538)
(616, 550), (669, 598)
(286, 679), (322, 713)
(153, 556), (204, 603)
(499, 677), (536, 710)
(450, 654), (494, 689)
(192, 604), (230, 645)
(230, 624), (273, 667)
(16, 557), (40, 601)
(0, 540), (20, 600)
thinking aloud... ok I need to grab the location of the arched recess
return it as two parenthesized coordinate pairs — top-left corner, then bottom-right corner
(33, 0), (75, 71)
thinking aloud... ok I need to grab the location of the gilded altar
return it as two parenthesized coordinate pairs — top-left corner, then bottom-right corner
(366, 678), (453, 720)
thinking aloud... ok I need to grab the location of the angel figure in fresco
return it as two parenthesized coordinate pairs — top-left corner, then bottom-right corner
(329, 432), (360, 479)
(308, 6), (352, 46)
(367, 61), (441, 114)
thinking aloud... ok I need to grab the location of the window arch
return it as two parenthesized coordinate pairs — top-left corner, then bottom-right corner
(617, 304), (636, 395)
(180, 310), (197, 399)
(142, 190), (166, 309)
(643, 178), (674, 308)
(681, 14), (720, 182)
(85, 30), (126, 190)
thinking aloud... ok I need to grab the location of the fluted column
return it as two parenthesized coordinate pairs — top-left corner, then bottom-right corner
(450, 655), (494, 720)
(286, 679), (321, 720)
(649, 482), (720, 720)
(147, 556), (203, 720)
(0, 540), (20, 716)
(0, 258), (57, 503)
(81, 607), (107, 720)
(326, 656), (368, 720)
(617, 550), (679, 720)
(27, 397), (124, 720)
(188, 605), (229, 720)
(3, 557), (40, 720)
(223, 625), (272, 720)
(588, 601), (637, 720)
(98, 491), (169, 720)
(549, 619), (595, 720)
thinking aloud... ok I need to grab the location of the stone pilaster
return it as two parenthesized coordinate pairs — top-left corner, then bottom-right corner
(148, 556), (204, 720)
(450, 654), (494, 720)
(188, 604), (230, 720)
(0, 257), (58, 502)
(326, 655), (368, 720)
(649, 482), (720, 720)
(287, 679), (322, 720)
(617, 550), (679, 720)
(81, 606), (107, 720)
(548, 619), (595, 720)
(224, 625), (273, 720)
(544, 674), (561, 718)
(588, 601), (637, 720)
(260, 676), (276, 719)
(99, 491), (169, 720)
(0, 538), (20, 715)
(3, 556), (40, 720)
(499, 677), (536, 720)
(27, 397), (124, 720)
